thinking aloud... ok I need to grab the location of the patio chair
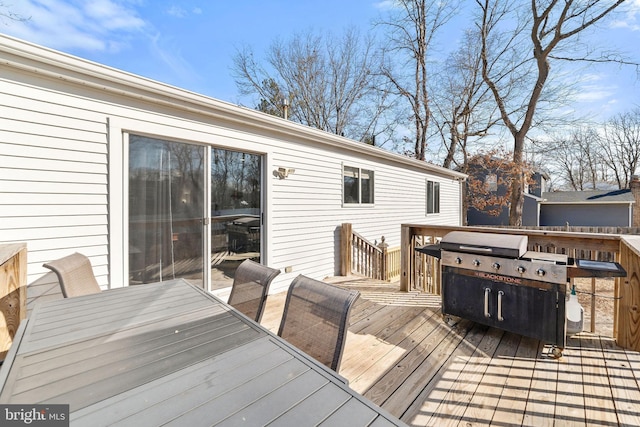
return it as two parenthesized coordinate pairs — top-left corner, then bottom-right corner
(227, 259), (281, 322)
(277, 275), (360, 372)
(43, 253), (101, 298)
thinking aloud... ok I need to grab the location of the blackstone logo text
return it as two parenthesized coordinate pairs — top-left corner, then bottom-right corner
(474, 271), (523, 284)
(1, 405), (69, 426)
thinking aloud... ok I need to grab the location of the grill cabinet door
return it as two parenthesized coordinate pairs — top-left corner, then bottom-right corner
(442, 266), (565, 347)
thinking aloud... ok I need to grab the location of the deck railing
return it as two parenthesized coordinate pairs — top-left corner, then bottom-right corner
(400, 224), (640, 352)
(340, 223), (401, 282)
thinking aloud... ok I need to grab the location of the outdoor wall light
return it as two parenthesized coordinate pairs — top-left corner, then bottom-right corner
(276, 167), (295, 179)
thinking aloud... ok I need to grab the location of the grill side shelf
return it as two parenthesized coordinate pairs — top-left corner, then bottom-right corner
(567, 260), (626, 278)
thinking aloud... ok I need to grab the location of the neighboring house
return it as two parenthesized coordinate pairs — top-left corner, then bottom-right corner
(467, 160), (640, 227)
(539, 189), (636, 227)
(524, 172), (548, 226)
(466, 165), (548, 227)
(0, 35), (466, 297)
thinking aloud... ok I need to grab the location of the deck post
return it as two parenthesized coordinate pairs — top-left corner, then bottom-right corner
(618, 236), (640, 352)
(378, 237), (389, 281)
(340, 223), (352, 276)
(0, 243), (27, 361)
(400, 225), (412, 292)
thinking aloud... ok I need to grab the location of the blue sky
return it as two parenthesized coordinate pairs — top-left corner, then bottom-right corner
(1, 0), (639, 121)
(1, 0), (385, 103)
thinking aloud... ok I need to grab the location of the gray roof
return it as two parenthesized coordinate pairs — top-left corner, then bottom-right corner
(541, 189), (635, 204)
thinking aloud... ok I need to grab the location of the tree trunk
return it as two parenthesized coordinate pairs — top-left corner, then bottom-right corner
(508, 132), (526, 226)
(442, 117), (458, 169)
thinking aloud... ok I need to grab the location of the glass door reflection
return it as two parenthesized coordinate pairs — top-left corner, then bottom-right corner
(210, 148), (262, 291)
(128, 135), (205, 287)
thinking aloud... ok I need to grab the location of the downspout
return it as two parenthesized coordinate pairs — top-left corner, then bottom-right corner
(459, 177), (466, 226)
(537, 200), (541, 226)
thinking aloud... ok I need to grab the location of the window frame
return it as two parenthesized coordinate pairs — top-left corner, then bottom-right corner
(343, 165), (375, 206)
(426, 180), (440, 214)
(485, 173), (498, 192)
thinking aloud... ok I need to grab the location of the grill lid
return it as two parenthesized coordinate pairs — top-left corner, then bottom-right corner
(440, 231), (528, 258)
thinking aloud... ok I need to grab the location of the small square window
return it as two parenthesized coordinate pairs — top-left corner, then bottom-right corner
(343, 166), (374, 204)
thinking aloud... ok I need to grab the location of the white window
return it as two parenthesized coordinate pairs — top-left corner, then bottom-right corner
(486, 174), (498, 192)
(427, 180), (440, 214)
(343, 166), (374, 204)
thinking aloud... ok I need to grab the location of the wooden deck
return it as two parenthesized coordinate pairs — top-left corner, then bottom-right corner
(260, 277), (640, 427)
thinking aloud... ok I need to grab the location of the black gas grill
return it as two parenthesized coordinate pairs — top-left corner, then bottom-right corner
(418, 231), (625, 352)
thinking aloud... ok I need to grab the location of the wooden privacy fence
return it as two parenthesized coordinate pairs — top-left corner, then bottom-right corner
(400, 224), (640, 352)
(340, 223), (401, 282)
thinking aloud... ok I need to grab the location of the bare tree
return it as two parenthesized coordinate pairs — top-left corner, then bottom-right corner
(378, 0), (460, 160)
(252, 78), (287, 117)
(0, 2), (27, 24)
(477, 0), (629, 225)
(431, 27), (501, 170)
(547, 127), (603, 190)
(599, 108), (640, 189)
(232, 27), (395, 144)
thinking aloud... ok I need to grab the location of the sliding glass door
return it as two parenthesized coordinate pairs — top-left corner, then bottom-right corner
(210, 148), (262, 291)
(128, 135), (262, 290)
(128, 135), (205, 286)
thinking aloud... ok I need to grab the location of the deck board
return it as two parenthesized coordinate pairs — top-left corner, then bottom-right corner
(368, 319), (473, 416)
(600, 336), (640, 426)
(441, 326), (506, 426)
(521, 341), (559, 426)
(344, 308), (440, 392)
(464, 330), (521, 425)
(579, 334), (619, 426)
(552, 336), (587, 426)
(488, 335), (539, 426)
(418, 323), (495, 426)
(261, 277), (640, 426)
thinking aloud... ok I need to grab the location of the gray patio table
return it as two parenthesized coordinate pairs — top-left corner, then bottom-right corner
(0, 278), (405, 426)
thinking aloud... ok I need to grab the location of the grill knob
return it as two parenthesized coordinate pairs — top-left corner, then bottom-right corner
(536, 268), (546, 277)
(473, 259), (481, 267)
(517, 265), (526, 274)
(455, 257), (462, 264)
(492, 262), (501, 270)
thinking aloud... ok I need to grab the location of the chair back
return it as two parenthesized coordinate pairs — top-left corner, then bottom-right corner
(43, 253), (101, 298)
(227, 260), (281, 322)
(277, 275), (359, 372)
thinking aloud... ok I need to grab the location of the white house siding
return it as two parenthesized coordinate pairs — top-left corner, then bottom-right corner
(0, 35), (465, 295)
(252, 138), (462, 292)
(0, 67), (110, 287)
